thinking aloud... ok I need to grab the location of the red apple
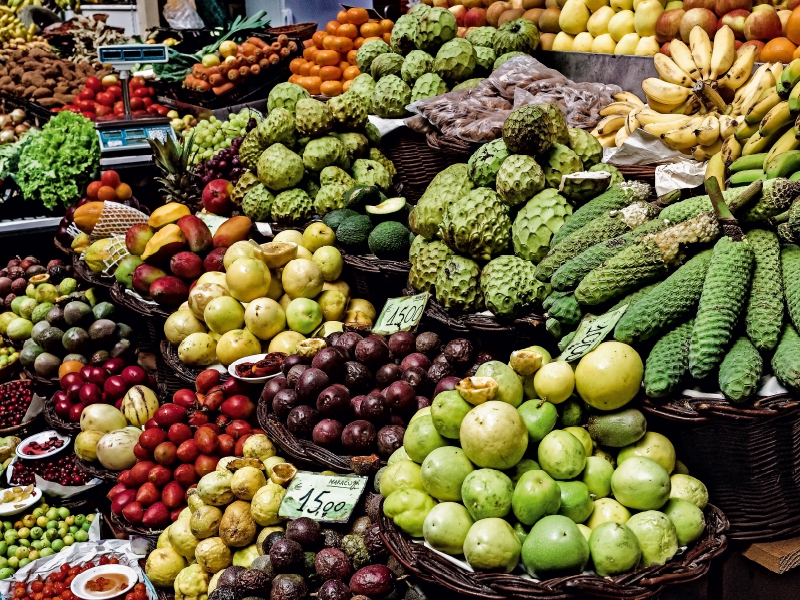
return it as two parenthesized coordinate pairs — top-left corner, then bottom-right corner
(69, 403), (85, 422)
(103, 376), (128, 400)
(744, 6), (782, 40)
(656, 9), (685, 43)
(683, 0), (716, 11)
(714, 0), (751, 17)
(449, 5), (467, 26)
(154, 404), (188, 428)
(121, 366), (147, 386)
(680, 8), (718, 40)
(201, 179), (234, 215)
(144, 419), (160, 430)
(464, 7), (487, 27)
(738, 39), (764, 59)
(721, 9), (750, 39)
(221, 377), (248, 397)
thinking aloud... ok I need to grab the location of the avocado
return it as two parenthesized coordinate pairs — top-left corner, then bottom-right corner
(88, 319), (117, 345)
(367, 221), (411, 260)
(63, 353), (88, 364)
(62, 327), (90, 354)
(63, 301), (92, 327)
(335, 215), (373, 251)
(19, 345), (44, 369)
(46, 305), (66, 328)
(110, 339), (131, 358)
(33, 352), (60, 378)
(322, 209), (359, 232)
(39, 327), (65, 354)
(116, 323), (133, 340)
(343, 185), (382, 211)
(586, 408), (647, 448)
(90, 350), (110, 366)
(92, 302), (115, 320)
(365, 197), (407, 224)
(31, 321), (50, 346)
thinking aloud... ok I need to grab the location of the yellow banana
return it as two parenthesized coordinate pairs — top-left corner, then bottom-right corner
(642, 116), (693, 136)
(599, 102), (638, 116)
(693, 138), (724, 161)
(709, 25), (736, 81)
(690, 27), (712, 80)
(595, 114), (626, 136)
(769, 61), (784, 83)
(742, 124), (791, 155)
(721, 135), (742, 166)
(613, 91), (645, 106)
(734, 119), (760, 142)
(695, 114), (720, 147)
(765, 126), (800, 164)
(739, 71), (777, 117)
(731, 63), (771, 111)
(669, 39), (701, 81)
(637, 109), (692, 125)
(719, 114), (739, 139)
(760, 101), (792, 137)
(625, 108), (641, 135)
(705, 152), (727, 189)
(642, 78), (694, 106)
(615, 126), (630, 147)
(745, 92), (781, 125)
(597, 132), (617, 147)
(654, 53), (694, 87)
(661, 116), (706, 150)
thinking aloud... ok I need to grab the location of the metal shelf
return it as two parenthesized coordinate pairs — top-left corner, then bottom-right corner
(0, 217), (61, 235)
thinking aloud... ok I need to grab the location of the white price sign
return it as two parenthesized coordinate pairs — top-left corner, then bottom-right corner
(371, 292), (429, 335)
(278, 472), (368, 523)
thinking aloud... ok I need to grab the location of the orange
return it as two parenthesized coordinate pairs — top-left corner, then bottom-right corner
(329, 36), (353, 52)
(97, 185), (116, 201)
(338, 23), (358, 39)
(347, 49), (359, 64)
(325, 21), (340, 35)
(360, 22), (383, 38)
(309, 64), (321, 77)
(86, 180), (102, 198)
(289, 57), (305, 74)
(362, 36), (382, 44)
(115, 183), (132, 200)
(382, 32), (392, 44)
(343, 65), (360, 80)
(305, 76), (322, 95)
(337, 10), (349, 24)
(58, 361), (85, 379)
(794, 45), (800, 59)
(322, 35), (334, 49)
(289, 74), (302, 84)
(787, 7), (800, 45)
(346, 7), (369, 25)
(343, 79), (352, 92)
(380, 19), (394, 33)
(320, 65), (343, 81)
(299, 61), (313, 76)
(761, 37), (796, 63)
(321, 80), (343, 96)
(303, 46), (318, 61)
(338, 60), (350, 72)
(353, 37), (366, 49)
(312, 30), (327, 48)
(316, 49), (341, 66)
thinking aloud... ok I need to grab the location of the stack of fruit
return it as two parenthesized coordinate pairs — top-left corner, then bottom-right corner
(407, 101), (628, 319)
(164, 224), (376, 367)
(183, 108), (256, 165)
(0, 256), (73, 314)
(290, 7), (394, 97)
(10, 453), (93, 488)
(65, 74), (169, 121)
(382, 341), (712, 578)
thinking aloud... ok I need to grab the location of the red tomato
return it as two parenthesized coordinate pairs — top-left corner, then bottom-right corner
(67, 568), (79, 577)
(131, 109), (148, 115)
(101, 170), (120, 187)
(61, 592), (73, 600)
(133, 585), (145, 594)
(60, 565), (70, 573)
(95, 105), (112, 117)
(99, 557), (109, 566)
(64, 577), (74, 588)
(81, 111), (96, 120)
(76, 99), (94, 111)
(125, 594), (135, 600)
(141, 97), (153, 108)
(155, 105), (169, 116)
(107, 85), (122, 99)
(129, 76), (146, 90)
(129, 97), (144, 110)
(78, 88), (95, 100)
(132, 87), (151, 98)
(53, 583), (65, 595)
(31, 582), (44, 593)
(15, 589), (25, 598)
(95, 92), (114, 106)
(133, 591), (146, 600)
(147, 87), (156, 97)
(84, 76), (103, 92)
(109, 558), (119, 564)
(146, 106), (158, 115)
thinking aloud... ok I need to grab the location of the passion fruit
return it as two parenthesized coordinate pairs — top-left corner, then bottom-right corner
(285, 517), (321, 549)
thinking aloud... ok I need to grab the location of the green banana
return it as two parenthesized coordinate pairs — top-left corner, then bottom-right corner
(746, 92), (782, 125)
(766, 127), (800, 165)
(791, 171), (800, 182)
(765, 150), (800, 179)
(789, 80), (800, 112)
(735, 120), (760, 142)
(728, 169), (766, 186)
(760, 101), (793, 137)
(729, 153), (767, 173)
(778, 58), (800, 97)
(743, 125), (791, 156)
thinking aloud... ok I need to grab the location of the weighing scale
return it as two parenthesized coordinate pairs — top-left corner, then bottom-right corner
(94, 44), (176, 168)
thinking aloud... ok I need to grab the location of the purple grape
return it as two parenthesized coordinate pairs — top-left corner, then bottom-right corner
(232, 157), (240, 166)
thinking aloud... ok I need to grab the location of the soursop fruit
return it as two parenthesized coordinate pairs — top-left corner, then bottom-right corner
(496, 155), (545, 207)
(503, 103), (569, 156)
(357, 39), (391, 73)
(335, 132), (369, 165)
(319, 166), (355, 188)
(474, 46), (497, 77)
(258, 107), (296, 147)
(257, 143), (304, 191)
(231, 171), (260, 206)
(568, 128), (603, 169)
(542, 142), (584, 189)
(409, 163), (473, 239)
(391, 14), (420, 55)
(352, 159), (391, 191)
(467, 138), (510, 188)
(369, 148), (397, 179)
(435, 255), (483, 312)
(409, 235), (430, 263)
(466, 27), (496, 48)
(481, 256), (543, 318)
(371, 53), (405, 80)
(589, 163), (624, 186)
(295, 98), (333, 137)
(365, 122), (382, 147)
(303, 136), (346, 172)
(494, 51), (525, 70)
(512, 189), (573, 263)
(560, 171), (611, 204)
(434, 38), (476, 83)
(440, 188), (512, 261)
(314, 184), (349, 216)
(349, 74), (377, 103)
(453, 78), (483, 91)
(401, 50), (434, 84)
(271, 189), (313, 224)
(493, 19), (540, 56)
(241, 183), (274, 222)
(415, 7), (458, 54)
(411, 73), (447, 102)
(408, 2), (431, 17)
(328, 92), (368, 130)
(372, 75), (411, 118)
(410, 241), (454, 294)
(239, 131), (266, 172)
(267, 83), (310, 114)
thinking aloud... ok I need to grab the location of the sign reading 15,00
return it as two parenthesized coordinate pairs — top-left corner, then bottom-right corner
(372, 293), (429, 335)
(278, 472), (368, 523)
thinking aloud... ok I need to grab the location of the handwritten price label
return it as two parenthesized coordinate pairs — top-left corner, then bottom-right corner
(372, 293), (429, 336)
(278, 472), (368, 523)
(558, 302), (630, 363)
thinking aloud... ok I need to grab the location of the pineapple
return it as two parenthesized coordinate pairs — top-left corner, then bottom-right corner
(149, 133), (201, 209)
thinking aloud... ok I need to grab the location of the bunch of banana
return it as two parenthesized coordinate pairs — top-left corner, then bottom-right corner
(590, 91), (647, 148)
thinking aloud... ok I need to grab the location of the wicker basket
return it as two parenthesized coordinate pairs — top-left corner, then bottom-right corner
(425, 130), (481, 157)
(380, 499), (729, 600)
(160, 340), (229, 387)
(0, 379), (40, 436)
(107, 509), (163, 542)
(610, 164), (657, 187)
(642, 392), (800, 542)
(342, 251), (411, 305)
(43, 395), (81, 435)
(110, 283), (174, 320)
(266, 23), (318, 40)
(257, 402), (385, 473)
(72, 254), (115, 289)
(75, 457), (120, 484)
(22, 367), (59, 394)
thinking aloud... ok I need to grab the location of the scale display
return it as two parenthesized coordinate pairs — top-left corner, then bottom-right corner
(98, 44), (169, 65)
(97, 123), (175, 152)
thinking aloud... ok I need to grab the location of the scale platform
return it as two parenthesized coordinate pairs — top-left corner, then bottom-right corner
(95, 115), (175, 167)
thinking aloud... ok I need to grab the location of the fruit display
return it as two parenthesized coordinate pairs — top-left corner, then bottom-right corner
(0, 339), (20, 372)
(381, 340), (711, 578)
(290, 8), (394, 97)
(183, 108), (256, 165)
(0, 508), (97, 577)
(64, 74), (168, 121)
(262, 328), (500, 459)
(0, 380), (34, 428)
(407, 101), (629, 318)
(10, 454), (93, 487)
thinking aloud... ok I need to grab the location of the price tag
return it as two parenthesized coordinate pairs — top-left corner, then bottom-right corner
(558, 303), (630, 363)
(371, 292), (429, 335)
(278, 471), (368, 523)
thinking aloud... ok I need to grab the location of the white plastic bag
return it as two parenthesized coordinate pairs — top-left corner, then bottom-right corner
(163, 0), (205, 29)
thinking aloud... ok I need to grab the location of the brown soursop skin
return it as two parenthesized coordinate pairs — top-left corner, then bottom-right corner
(439, 188), (512, 261)
(409, 241), (453, 293)
(502, 103), (569, 156)
(294, 98), (334, 137)
(435, 255), (483, 312)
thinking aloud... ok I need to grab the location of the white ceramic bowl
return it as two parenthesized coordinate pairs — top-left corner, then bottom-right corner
(228, 353), (282, 383)
(0, 486), (40, 516)
(71, 564), (138, 600)
(16, 430), (70, 460)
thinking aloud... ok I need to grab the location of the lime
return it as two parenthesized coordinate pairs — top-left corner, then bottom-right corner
(463, 518), (521, 573)
(388, 447), (410, 465)
(423, 502), (474, 555)
(58, 508), (70, 519)
(517, 400), (557, 444)
(589, 522), (642, 576)
(521, 515), (589, 578)
(50, 539), (64, 552)
(461, 469), (514, 520)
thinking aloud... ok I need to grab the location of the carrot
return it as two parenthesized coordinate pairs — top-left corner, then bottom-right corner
(259, 58), (270, 69)
(250, 64), (261, 76)
(268, 53), (280, 65)
(191, 64), (205, 78)
(271, 41), (281, 52)
(239, 66), (250, 77)
(280, 47), (291, 58)
(212, 82), (235, 95)
(227, 69), (240, 81)
(224, 56), (240, 69)
(207, 66), (220, 76)
(287, 41), (298, 52)
(197, 80), (211, 92)
(240, 42), (258, 56)
(247, 36), (268, 49)
(208, 73), (225, 86)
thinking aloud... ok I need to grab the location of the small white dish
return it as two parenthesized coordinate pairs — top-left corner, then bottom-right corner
(0, 486), (40, 516)
(228, 353), (283, 383)
(71, 565), (137, 600)
(16, 430), (70, 460)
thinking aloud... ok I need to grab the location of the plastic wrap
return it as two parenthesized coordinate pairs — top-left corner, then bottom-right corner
(407, 55), (622, 143)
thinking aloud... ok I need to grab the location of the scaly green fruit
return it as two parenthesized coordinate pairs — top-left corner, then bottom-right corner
(588, 163), (624, 185)
(541, 142), (583, 189)
(391, 14), (420, 55)
(467, 138), (510, 188)
(415, 7), (457, 54)
(435, 255), (483, 312)
(473, 46), (497, 77)
(401, 50), (434, 84)
(492, 18), (540, 55)
(512, 189), (572, 263)
(241, 183), (274, 222)
(503, 103), (569, 157)
(481, 255), (544, 317)
(434, 38), (476, 83)
(271, 188), (313, 224)
(328, 92), (368, 130)
(294, 98), (333, 137)
(408, 163), (473, 240)
(352, 159), (391, 191)
(439, 188), (511, 260)
(772, 323), (800, 393)
(411, 73), (448, 102)
(314, 184), (349, 216)
(303, 136), (346, 172)
(465, 26), (496, 48)
(496, 154), (545, 207)
(409, 241), (453, 293)
(644, 320), (693, 399)
(372, 75), (412, 118)
(257, 143), (304, 191)
(745, 229), (783, 351)
(267, 83), (310, 114)
(371, 53), (405, 80)
(718, 336), (763, 403)
(356, 39), (391, 73)
(568, 128), (603, 169)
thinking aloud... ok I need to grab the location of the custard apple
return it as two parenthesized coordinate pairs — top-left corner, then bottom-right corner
(319, 166), (355, 188)
(372, 75), (411, 118)
(415, 7), (457, 54)
(411, 73), (447, 102)
(560, 171), (611, 204)
(238, 131), (266, 173)
(493, 19), (540, 56)
(435, 255), (483, 312)
(496, 155), (545, 207)
(474, 46), (497, 77)
(365, 122), (382, 147)
(408, 3), (431, 17)
(303, 176), (321, 200)
(328, 91), (368, 130)
(542, 142), (583, 189)
(467, 138), (510, 188)
(357, 39), (391, 73)
(369, 147), (396, 179)
(231, 171), (259, 206)
(390, 14), (420, 55)
(512, 189), (572, 263)
(271, 188), (313, 224)
(502, 103), (569, 156)
(494, 51), (525, 70)
(401, 50), (434, 84)
(434, 38), (476, 83)
(589, 163), (624, 185)
(409, 163), (473, 240)
(409, 240), (452, 293)
(335, 132), (369, 165)
(371, 53), (405, 80)
(466, 27), (496, 48)
(295, 98), (333, 137)
(352, 159), (391, 191)
(303, 136), (346, 172)
(314, 183), (349, 216)
(257, 143), (304, 191)
(452, 78), (483, 91)
(409, 234), (430, 263)
(258, 107), (297, 147)
(440, 187), (511, 261)
(267, 83), (310, 114)
(567, 128), (603, 169)
(481, 255), (544, 318)
(241, 183), (275, 222)
(349, 74), (377, 103)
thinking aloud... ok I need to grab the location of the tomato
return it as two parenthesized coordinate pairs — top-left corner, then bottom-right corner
(95, 91), (115, 107)
(31, 582), (44, 593)
(32, 593), (43, 600)
(129, 97), (144, 110)
(84, 76), (103, 92)
(107, 85), (122, 99)
(99, 557), (109, 566)
(147, 87), (156, 97)
(133, 591), (146, 600)
(64, 577), (74, 588)
(133, 584), (145, 594)
(95, 105), (112, 117)
(78, 88), (95, 100)
(131, 87), (150, 98)
(129, 76), (146, 90)
(61, 591), (73, 600)
(15, 588), (26, 598)
(76, 99), (94, 111)
(61, 564), (70, 573)
(81, 111), (96, 120)
(42, 584), (54, 597)
(53, 583), (65, 595)
(125, 594), (135, 600)
(141, 97), (153, 108)
(131, 109), (148, 115)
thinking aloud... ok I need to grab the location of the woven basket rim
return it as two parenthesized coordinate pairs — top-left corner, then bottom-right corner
(641, 393), (800, 423)
(160, 340), (229, 386)
(107, 508), (164, 540)
(22, 367), (59, 389)
(380, 499), (729, 600)
(43, 394), (81, 435)
(425, 130), (480, 157)
(341, 249), (411, 275)
(75, 456), (120, 483)
(71, 254), (115, 289)
(53, 237), (73, 256)
(110, 283), (173, 320)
